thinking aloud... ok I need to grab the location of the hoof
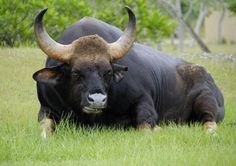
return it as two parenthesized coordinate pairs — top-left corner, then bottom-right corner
(137, 122), (151, 130)
(203, 121), (217, 134)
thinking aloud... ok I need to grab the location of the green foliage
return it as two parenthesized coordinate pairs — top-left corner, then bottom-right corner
(0, 0), (92, 47)
(0, 0), (176, 47)
(0, 0), (31, 47)
(124, 0), (176, 43)
(145, 10), (176, 42)
(88, 0), (125, 28)
(227, 0), (236, 13)
(176, 0), (230, 25)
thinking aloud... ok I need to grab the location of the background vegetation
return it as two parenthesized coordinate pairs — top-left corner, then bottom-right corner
(227, 0), (236, 13)
(1, 0), (235, 51)
(0, 0), (176, 47)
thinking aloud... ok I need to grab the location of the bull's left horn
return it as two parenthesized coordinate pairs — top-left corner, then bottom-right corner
(34, 8), (72, 63)
(108, 6), (136, 60)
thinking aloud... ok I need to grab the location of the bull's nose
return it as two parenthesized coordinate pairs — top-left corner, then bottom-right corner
(87, 93), (107, 107)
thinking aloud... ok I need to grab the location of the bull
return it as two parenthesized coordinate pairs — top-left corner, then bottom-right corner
(33, 7), (224, 139)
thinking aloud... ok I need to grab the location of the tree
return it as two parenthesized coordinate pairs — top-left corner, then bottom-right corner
(189, 0), (208, 47)
(0, 1), (32, 47)
(157, 0), (211, 53)
(123, 0), (176, 50)
(0, 0), (176, 48)
(188, 0), (229, 45)
(0, 0), (92, 47)
(175, 0), (185, 52)
(217, 0), (227, 43)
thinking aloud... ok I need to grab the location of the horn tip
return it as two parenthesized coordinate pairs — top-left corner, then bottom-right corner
(124, 6), (136, 25)
(35, 8), (48, 22)
(42, 8), (48, 13)
(38, 8), (48, 16)
(124, 6), (132, 13)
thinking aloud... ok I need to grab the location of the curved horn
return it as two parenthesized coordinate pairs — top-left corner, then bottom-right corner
(109, 6), (136, 60)
(34, 8), (72, 62)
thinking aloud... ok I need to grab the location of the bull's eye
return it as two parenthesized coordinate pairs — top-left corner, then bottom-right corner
(107, 70), (113, 76)
(103, 70), (113, 81)
(105, 70), (112, 76)
(72, 71), (79, 77)
(71, 71), (82, 80)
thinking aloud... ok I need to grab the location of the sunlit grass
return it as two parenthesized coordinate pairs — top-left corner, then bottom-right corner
(0, 47), (236, 165)
(162, 42), (236, 55)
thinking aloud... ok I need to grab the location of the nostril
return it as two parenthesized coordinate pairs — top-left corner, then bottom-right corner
(102, 96), (107, 102)
(88, 95), (94, 102)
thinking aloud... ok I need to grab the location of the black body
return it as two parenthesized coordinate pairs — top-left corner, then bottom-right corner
(36, 17), (224, 128)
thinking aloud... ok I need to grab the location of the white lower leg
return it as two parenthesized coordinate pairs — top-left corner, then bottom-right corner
(203, 121), (217, 133)
(40, 118), (55, 139)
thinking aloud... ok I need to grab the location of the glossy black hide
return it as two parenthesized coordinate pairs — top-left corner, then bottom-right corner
(34, 17), (224, 128)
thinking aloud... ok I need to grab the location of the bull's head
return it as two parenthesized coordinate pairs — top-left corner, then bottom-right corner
(33, 7), (136, 114)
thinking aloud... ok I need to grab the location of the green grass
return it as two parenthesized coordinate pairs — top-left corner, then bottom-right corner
(163, 42), (236, 55)
(0, 47), (236, 165)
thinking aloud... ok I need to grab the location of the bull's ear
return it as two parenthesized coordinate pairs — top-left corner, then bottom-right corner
(112, 63), (128, 82)
(33, 64), (69, 84)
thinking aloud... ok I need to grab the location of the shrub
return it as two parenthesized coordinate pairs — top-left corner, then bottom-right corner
(0, 0), (176, 47)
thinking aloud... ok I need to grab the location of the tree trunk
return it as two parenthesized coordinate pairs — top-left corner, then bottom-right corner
(217, 7), (226, 43)
(184, 21), (211, 53)
(195, 3), (208, 35)
(175, 0), (184, 52)
(157, 0), (211, 53)
(184, 0), (193, 20)
(189, 1), (208, 47)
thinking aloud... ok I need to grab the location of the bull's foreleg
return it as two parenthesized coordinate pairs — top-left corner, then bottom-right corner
(38, 106), (56, 139)
(194, 90), (222, 134)
(40, 118), (55, 139)
(134, 99), (158, 131)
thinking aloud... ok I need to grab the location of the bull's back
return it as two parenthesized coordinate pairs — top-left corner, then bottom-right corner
(59, 17), (122, 44)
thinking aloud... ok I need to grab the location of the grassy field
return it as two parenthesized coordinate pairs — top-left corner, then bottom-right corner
(0, 47), (236, 165)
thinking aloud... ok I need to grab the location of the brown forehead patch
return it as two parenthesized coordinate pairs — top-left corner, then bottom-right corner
(70, 55), (111, 70)
(69, 35), (112, 68)
(70, 35), (111, 60)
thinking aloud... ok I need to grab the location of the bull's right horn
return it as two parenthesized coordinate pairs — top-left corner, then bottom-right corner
(108, 6), (136, 61)
(34, 8), (72, 63)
